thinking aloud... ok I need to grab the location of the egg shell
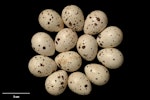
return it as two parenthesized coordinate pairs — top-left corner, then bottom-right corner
(38, 9), (64, 32)
(55, 51), (82, 72)
(84, 10), (108, 35)
(45, 70), (68, 96)
(76, 34), (98, 61)
(61, 5), (84, 32)
(84, 63), (110, 86)
(68, 71), (92, 95)
(97, 48), (124, 69)
(31, 32), (55, 56)
(96, 26), (123, 48)
(28, 55), (57, 77)
(55, 28), (78, 52)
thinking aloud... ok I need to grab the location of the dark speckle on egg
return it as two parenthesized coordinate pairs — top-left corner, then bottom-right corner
(61, 82), (64, 85)
(100, 43), (103, 46)
(55, 41), (58, 44)
(57, 38), (60, 41)
(40, 63), (44, 67)
(38, 70), (42, 73)
(84, 84), (88, 88)
(69, 22), (72, 26)
(43, 46), (46, 49)
(96, 17), (100, 21)
(82, 46), (85, 49)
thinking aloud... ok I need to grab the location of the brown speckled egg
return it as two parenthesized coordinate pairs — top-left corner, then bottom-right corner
(97, 48), (124, 69)
(38, 9), (64, 32)
(76, 34), (98, 61)
(31, 32), (55, 56)
(28, 55), (57, 77)
(55, 51), (82, 72)
(84, 63), (110, 86)
(45, 70), (68, 96)
(96, 26), (123, 48)
(55, 28), (78, 52)
(61, 5), (84, 32)
(84, 10), (108, 35)
(68, 71), (92, 95)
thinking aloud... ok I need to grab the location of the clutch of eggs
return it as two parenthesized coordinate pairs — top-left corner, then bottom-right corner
(28, 4), (124, 96)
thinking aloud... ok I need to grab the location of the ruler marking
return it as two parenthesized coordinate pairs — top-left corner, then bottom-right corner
(2, 92), (30, 94)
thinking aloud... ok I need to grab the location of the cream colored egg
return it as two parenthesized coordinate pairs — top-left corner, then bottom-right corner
(62, 5), (84, 31)
(28, 55), (57, 77)
(96, 26), (123, 48)
(38, 9), (64, 32)
(68, 71), (92, 95)
(45, 70), (68, 96)
(55, 28), (78, 52)
(97, 48), (124, 69)
(55, 51), (82, 72)
(31, 32), (55, 56)
(76, 34), (98, 61)
(84, 63), (110, 86)
(84, 10), (108, 35)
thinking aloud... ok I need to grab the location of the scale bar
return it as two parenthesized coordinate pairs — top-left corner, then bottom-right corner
(2, 92), (30, 94)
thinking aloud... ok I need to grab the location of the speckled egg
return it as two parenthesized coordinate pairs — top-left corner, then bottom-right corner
(96, 26), (123, 48)
(84, 63), (110, 86)
(28, 55), (57, 77)
(55, 51), (82, 72)
(68, 71), (92, 95)
(55, 28), (78, 52)
(38, 9), (64, 32)
(45, 70), (68, 96)
(84, 10), (108, 35)
(76, 34), (98, 61)
(31, 32), (55, 56)
(97, 48), (124, 69)
(61, 5), (84, 31)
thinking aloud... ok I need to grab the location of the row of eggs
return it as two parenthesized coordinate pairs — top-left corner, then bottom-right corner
(28, 4), (124, 95)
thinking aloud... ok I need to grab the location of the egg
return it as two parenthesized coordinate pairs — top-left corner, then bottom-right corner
(61, 5), (84, 31)
(76, 34), (98, 61)
(97, 48), (124, 69)
(55, 28), (78, 52)
(45, 70), (68, 96)
(31, 32), (55, 56)
(68, 71), (92, 95)
(96, 26), (123, 48)
(38, 9), (64, 32)
(84, 10), (108, 35)
(55, 51), (82, 72)
(28, 55), (57, 77)
(84, 63), (110, 86)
